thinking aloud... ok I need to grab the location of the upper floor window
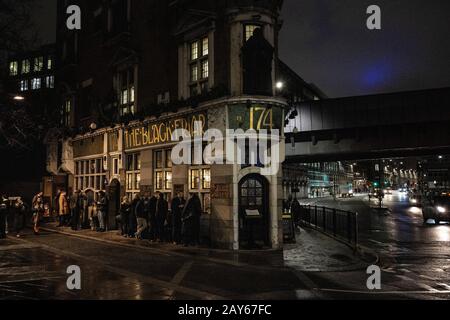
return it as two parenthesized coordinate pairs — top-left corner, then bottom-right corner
(34, 57), (44, 72)
(9, 61), (18, 76)
(45, 76), (55, 89)
(21, 60), (30, 74)
(118, 67), (136, 116)
(245, 24), (262, 42)
(189, 36), (209, 97)
(47, 57), (53, 70)
(20, 80), (28, 92)
(31, 78), (41, 90)
(61, 99), (72, 127)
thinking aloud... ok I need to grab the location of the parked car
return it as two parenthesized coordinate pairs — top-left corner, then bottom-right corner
(422, 194), (450, 224)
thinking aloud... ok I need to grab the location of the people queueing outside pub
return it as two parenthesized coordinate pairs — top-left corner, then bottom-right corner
(148, 193), (158, 241)
(134, 195), (147, 240)
(96, 191), (108, 232)
(32, 192), (44, 235)
(155, 192), (169, 243)
(13, 197), (27, 238)
(171, 192), (186, 245)
(181, 193), (202, 247)
(119, 196), (131, 237)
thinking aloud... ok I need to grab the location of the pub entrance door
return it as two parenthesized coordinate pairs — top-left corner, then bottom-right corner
(238, 174), (270, 249)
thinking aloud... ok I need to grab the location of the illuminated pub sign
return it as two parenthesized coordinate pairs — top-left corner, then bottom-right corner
(124, 112), (207, 150)
(228, 103), (284, 131)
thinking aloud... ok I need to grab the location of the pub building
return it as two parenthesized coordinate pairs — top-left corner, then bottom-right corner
(44, 0), (323, 250)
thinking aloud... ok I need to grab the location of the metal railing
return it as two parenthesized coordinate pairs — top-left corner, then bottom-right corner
(298, 205), (359, 248)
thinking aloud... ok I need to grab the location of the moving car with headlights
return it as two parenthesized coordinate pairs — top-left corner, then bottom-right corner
(422, 194), (450, 224)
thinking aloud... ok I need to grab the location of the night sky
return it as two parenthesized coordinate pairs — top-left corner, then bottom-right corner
(35, 0), (450, 98)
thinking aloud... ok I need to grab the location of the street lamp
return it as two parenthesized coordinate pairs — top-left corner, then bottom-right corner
(276, 81), (284, 90)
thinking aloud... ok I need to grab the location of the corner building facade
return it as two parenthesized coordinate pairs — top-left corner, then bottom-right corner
(45, 0), (312, 250)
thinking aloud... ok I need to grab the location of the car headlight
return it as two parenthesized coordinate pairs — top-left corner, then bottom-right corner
(437, 206), (446, 213)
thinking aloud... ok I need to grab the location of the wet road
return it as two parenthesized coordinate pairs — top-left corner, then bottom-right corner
(300, 192), (450, 299)
(1, 192), (450, 300)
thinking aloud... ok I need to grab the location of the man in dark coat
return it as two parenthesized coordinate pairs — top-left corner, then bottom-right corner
(182, 194), (202, 246)
(171, 192), (186, 245)
(148, 193), (158, 241)
(155, 193), (168, 242)
(70, 190), (82, 231)
(0, 195), (9, 239)
(119, 196), (131, 237)
(13, 198), (27, 238)
(128, 195), (139, 237)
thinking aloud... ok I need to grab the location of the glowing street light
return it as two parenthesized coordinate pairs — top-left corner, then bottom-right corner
(13, 95), (25, 101)
(276, 81), (284, 90)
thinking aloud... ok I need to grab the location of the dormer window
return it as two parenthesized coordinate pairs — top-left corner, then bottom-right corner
(118, 67), (136, 116)
(245, 24), (262, 41)
(9, 61), (18, 76)
(189, 36), (209, 97)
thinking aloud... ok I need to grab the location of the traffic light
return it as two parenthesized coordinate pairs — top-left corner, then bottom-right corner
(373, 182), (379, 187)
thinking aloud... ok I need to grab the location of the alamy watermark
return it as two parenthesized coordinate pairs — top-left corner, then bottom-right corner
(65, 5), (382, 31)
(171, 122), (282, 176)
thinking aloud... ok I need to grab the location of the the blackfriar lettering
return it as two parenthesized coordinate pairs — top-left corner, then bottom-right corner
(124, 113), (207, 150)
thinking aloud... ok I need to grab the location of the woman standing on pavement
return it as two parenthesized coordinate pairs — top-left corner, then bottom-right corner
(32, 192), (44, 235)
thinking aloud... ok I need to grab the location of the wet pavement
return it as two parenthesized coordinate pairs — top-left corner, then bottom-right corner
(1, 193), (449, 300)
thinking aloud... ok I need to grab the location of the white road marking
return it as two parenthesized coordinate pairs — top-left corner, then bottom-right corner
(171, 261), (194, 285)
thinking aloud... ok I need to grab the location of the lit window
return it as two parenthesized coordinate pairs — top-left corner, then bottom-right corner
(121, 89), (128, 105)
(31, 78), (41, 90)
(34, 57), (44, 72)
(245, 25), (261, 41)
(165, 172), (172, 190)
(191, 41), (198, 61)
(156, 172), (164, 190)
(20, 80), (28, 92)
(190, 168), (211, 191)
(47, 57), (53, 70)
(126, 153), (141, 199)
(9, 61), (18, 76)
(74, 158), (105, 193)
(190, 169), (200, 190)
(202, 169), (211, 189)
(155, 151), (163, 169)
(188, 35), (210, 97)
(118, 67), (136, 116)
(190, 64), (198, 82)
(154, 150), (172, 191)
(201, 60), (209, 79)
(21, 60), (30, 74)
(46, 76), (54, 88)
(61, 99), (71, 126)
(130, 86), (135, 103)
(202, 37), (209, 56)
